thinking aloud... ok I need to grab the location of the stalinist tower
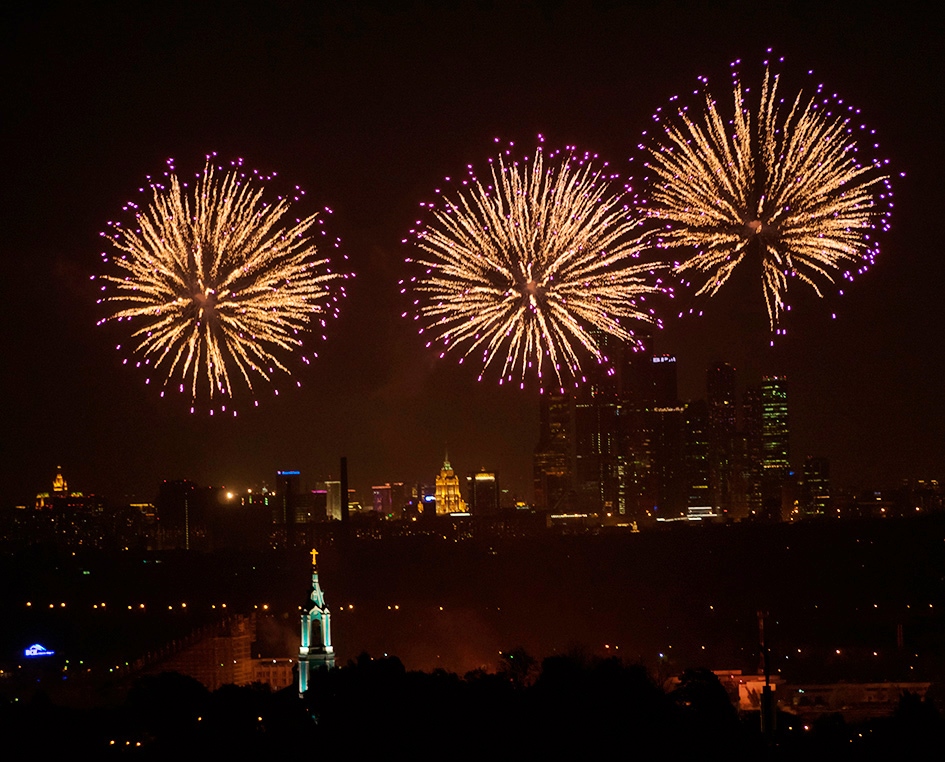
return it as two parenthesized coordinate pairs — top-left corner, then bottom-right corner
(298, 548), (334, 696)
(434, 453), (467, 515)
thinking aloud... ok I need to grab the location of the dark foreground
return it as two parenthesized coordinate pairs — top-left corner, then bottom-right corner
(3, 653), (943, 759)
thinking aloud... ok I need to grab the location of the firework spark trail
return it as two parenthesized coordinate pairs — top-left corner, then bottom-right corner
(96, 157), (347, 414)
(403, 139), (665, 391)
(640, 53), (894, 331)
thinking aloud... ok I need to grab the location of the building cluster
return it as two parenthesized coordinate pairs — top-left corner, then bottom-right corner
(7, 348), (945, 552)
(532, 334), (827, 523)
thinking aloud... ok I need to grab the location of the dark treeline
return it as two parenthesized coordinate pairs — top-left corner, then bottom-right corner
(3, 651), (943, 759)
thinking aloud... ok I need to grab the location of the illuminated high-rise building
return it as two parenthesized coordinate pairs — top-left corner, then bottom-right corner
(745, 376), (790, 522)
(684, 399), (711, 517)
(372, 484), (393, 516)
(157, 479), (200, 550)
(533, 391), (573, 512)
(646, 355), (687, 519)
(799, 456), (830, 519)
(276, 470), (300, 525)
(33, 467), (106, 548)
(434, 455), (467, 515)
(572, 331), (630, 516)
(468, 469), (500, 516)
(324, 480), (342, 521)
(761, 377), (789, 472)
(743, 386), (764, 518)
(389, 482), (410, 520)
(707, 363), (737, 515)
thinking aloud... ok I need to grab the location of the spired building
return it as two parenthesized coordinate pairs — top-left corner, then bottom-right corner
(298, 549), (334, 696)
(434, 454), (467, 515)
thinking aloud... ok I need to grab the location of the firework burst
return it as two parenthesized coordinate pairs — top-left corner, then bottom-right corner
(402, 139), (665, 391)
(639, 53), (894, 331)
(96, 156), (347, 414)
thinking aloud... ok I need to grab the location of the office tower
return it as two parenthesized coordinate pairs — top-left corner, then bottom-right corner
(389, 482), (410, 520)
(324, 480), (342, 521)
(276, 470), (300, 526)
(372, 484), (393, 516)
(621, 338), (656, 521)
(533, 391), (573, 511)
(650, 354), (679, 405)
(157, 479), (199, 549)
(646, 354), (687, 519)
(572, 334), (624, 515)
(743, 378), (793, 522)
(469, 469), (500, 516)
(800, 456), (830, 518)
(310, 489), (328, 522)
(743, 385), (764, 518)
(706, 362), (738, 515)
(649, 401), (687, 519)
(684, 399), (711, 517)
(435, 455), (466, 514)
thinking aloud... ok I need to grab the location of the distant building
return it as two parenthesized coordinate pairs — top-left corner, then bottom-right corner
(157, 479), (202, 549)
(707, 363), (738, 516)
(372, 484), (393, 516)
(743, 386), (764, 518)
(155, 616), (254, 691)
(32, 467), (106, 547)
(684, 399), (712, 518)
(760, 377), (790, 522)
(572, 332), (626, 516)
(533, 391), (573, 512)
(799, 456), (830, 519)
(434, 455), (467, 515)
(276, 470), (301, 526)
(324, 480), (342, 521)
(468, 469), (499, 516)
(743, 377), (791, 522)
(389, 482), (410, 520)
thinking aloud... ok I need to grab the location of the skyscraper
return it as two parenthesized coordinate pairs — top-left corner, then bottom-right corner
(469, 469), (500, 516)
(646, 355), (687, 519)
(743, 385), (764, 518)
(684, 399), (711, 517)
(533, 391), (573, 512)
(572, 337), (624, 515)
(706, 363), (737, 515)
(434, 455), (466, 514)
(759, 377), (790, 521)
(800, 456), (830, 519)
(324, 480), (342, 521)
(372, 484), (393, 516)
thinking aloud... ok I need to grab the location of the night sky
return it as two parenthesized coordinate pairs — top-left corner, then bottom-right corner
(2, 0), (943, 507)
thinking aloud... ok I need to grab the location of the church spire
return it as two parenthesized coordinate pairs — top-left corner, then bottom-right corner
(298, 547), (334, 696)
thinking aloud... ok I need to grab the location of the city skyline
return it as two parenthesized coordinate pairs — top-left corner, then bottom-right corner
(2, 1), (943, 507)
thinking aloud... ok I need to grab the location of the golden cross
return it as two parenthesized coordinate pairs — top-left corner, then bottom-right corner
(310, 548), (318, 568)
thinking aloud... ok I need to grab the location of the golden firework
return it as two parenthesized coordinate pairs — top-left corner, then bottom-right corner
(97, 158), (346, 412)
(404, 141), (664, 390)
(641, 56), (893, 329)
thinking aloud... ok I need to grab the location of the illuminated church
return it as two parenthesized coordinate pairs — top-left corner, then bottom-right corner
(298, 549), (334, 695)
(434, 454), (467, 515)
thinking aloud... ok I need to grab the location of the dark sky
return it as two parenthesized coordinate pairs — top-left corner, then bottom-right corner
(2, 0), (943, 506)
